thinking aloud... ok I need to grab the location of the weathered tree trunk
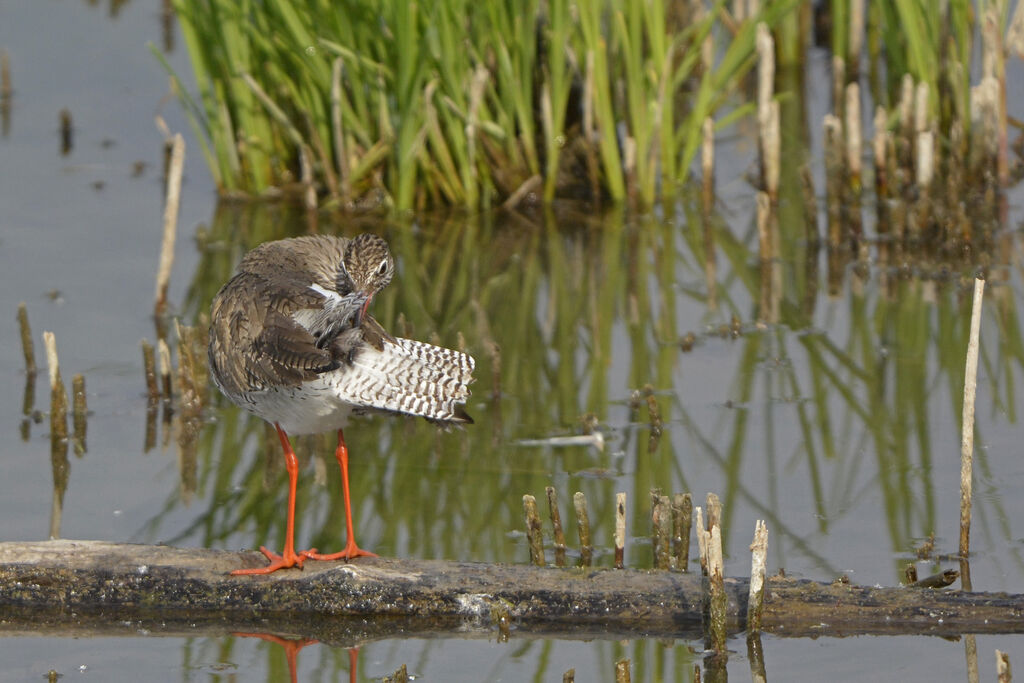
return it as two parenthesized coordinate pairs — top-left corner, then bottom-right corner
(1, 540), (1022, 643)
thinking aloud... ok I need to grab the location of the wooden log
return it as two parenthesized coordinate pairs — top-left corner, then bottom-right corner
(1, 541), (1024, 641)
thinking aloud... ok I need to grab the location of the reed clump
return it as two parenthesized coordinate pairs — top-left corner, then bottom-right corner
(819, 1), (1017, 269)
(160, 0), (797, 210)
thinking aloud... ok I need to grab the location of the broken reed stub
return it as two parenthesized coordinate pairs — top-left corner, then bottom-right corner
(614, 492), (626, 570)
(747, 519), (768, 633)
(523, 494), (545, 567)
(18, 303), (36, 376)
(707, 524), (728, 654)
(651, 493), (671, 571)
(573, 491), (593, 567)
(546, 486), (567, 567)
(672, 493), (692, 571)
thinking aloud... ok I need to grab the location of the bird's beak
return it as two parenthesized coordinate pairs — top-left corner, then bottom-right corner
(356, 293), (373, 325)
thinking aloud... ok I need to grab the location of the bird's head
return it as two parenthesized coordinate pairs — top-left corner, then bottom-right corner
(340, 233), (395, 324)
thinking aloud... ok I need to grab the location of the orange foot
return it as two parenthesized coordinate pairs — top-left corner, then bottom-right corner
(230, 545), (318, 575)
(302, 539), (377, 562)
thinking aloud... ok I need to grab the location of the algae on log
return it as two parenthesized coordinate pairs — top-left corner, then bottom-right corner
(1, 540), (1023, 641)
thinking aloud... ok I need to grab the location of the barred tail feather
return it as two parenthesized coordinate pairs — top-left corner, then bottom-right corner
(337, 337), (475, 422)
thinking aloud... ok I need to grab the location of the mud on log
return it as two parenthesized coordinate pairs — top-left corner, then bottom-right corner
(1, 540), (1023, 642)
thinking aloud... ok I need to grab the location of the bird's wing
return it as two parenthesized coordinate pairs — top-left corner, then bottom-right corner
(210, 271), (338, 394)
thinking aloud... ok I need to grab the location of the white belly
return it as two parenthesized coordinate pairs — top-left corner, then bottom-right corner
(242, 381), (355, 435)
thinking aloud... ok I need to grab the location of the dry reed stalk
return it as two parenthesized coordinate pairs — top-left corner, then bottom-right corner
(523, 495), (545, 566)
(960, 278), (985, 562)
(747, 520), (768, 632)
(155, 133), (184, 313)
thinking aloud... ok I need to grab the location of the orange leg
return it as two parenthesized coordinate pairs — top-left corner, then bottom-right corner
(231, 423), (312, 575)
(232, 633), (318, 683)
(304, 428), (376, 561)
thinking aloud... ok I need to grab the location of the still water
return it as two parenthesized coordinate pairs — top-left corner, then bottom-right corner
(2, 1), (1024, 681)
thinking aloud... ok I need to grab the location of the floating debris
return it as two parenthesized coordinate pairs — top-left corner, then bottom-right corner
(515, 432), (605, 451)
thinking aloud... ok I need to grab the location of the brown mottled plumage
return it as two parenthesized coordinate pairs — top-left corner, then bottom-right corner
(208, 233), (474, 575)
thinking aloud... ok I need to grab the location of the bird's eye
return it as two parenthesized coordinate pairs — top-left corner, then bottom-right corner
(377, 260), (389, 275)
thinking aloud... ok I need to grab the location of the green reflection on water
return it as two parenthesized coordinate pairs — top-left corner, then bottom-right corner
(133, 190), (1024, 679)
(149, 197), (1021, 582)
